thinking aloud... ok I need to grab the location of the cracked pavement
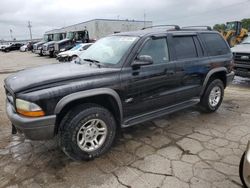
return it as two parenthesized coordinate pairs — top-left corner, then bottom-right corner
(1, 52), (250, 188)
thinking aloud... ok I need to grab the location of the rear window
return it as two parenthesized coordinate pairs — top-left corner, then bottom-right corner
(172, 36), (198, 59)
(200, 33), (230, 56)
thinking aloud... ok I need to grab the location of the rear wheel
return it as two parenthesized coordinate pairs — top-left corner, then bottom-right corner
(200, 79), (224, 113)
(59, 104), (117, 160)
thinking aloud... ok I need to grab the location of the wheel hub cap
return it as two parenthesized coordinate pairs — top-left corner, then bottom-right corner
(209, 86), (221, 107)
(77, 119), (107, 152)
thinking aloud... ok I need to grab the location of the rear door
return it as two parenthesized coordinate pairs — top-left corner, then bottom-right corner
(169, 34), (208, 103)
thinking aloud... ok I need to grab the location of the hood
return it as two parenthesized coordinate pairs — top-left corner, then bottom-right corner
(34, 41), (46, 47)
(231, 43), (250, 53)
(58, 50), (77, 57)
(4, 63), (119, 93)
(56, 38), (70, 45)
(43, 41), (55, 47)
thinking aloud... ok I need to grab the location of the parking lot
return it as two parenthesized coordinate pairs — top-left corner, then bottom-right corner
(0, 51), (250, 188)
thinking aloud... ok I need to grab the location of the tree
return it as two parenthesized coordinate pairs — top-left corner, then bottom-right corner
(213, 24), (226, 31)
(241, 18), (250, 31)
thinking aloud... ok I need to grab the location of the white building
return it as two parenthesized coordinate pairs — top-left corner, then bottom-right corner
(46, 19), (152, 39)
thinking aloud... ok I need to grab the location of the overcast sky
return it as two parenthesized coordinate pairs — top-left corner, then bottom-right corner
(0, 0), (250, 40)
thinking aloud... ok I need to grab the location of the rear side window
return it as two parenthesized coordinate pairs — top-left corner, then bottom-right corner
(200, 33), (230, 56)
(172, 36), (198, 59)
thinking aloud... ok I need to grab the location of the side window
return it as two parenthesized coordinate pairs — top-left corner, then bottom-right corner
(172, 36), (198, 59)
(138, 38), (169, 64)
(200, 33), (230, 56)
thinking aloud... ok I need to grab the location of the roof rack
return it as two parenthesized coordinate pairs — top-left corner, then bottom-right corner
(142, 25), (180, 30)
(181, 26), (212, 31)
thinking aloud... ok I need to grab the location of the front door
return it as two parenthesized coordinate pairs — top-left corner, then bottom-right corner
(121, 36), (179, 118)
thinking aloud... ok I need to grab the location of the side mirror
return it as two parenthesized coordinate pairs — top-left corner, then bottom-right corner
(132, 55), (153, 67)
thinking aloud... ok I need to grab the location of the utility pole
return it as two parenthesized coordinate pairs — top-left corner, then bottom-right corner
(28, 21), (33, 41)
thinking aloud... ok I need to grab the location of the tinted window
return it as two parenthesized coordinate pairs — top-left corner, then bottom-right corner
(138, 38), (169, 64)
(200, 33), (230, 56)
(173, 36), (197, 59)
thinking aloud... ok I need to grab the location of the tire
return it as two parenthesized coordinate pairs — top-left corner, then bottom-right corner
(59, 104), (117, 161)
(239, 152), (248, 188)
(200, 79), (224, 113)
(71, 55), (78, 61)
(49, 51), (54, 58)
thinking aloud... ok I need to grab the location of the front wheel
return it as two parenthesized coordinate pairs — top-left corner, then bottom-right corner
(199, 79), (224, 113)
(59, 104), (117, 160)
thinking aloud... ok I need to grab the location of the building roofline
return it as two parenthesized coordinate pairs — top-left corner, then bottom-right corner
(60, 18), (152, 29)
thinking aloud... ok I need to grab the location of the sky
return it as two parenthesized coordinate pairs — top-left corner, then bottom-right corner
(0, 0), (250, 40)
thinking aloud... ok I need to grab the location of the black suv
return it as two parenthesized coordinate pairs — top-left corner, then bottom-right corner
(4, 26), (234, 160)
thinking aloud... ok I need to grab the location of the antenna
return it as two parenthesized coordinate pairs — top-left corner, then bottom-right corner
(28, 21), (33, 41)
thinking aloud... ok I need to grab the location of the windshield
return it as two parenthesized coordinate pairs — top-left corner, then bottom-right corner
(226, 22), (236, 31)
(53, 33), (61, 41)
(242, 36), (250, 44)
(66, 32), (75, 40)
(79, 36), (138, 65)
(70, 44), (82, 51)
(43, 34), (49, 42)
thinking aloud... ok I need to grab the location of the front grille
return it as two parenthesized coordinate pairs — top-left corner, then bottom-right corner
(234, 53), (250, 64)
(43, 45), (47, 51)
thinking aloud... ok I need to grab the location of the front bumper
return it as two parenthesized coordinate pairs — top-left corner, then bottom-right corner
(34, 49), (42, 54)
(6, 100), (56, 140)
(42, 50), (51, 56)
(226, 71), (235, 86)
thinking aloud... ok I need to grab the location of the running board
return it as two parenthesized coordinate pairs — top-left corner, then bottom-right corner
(122, 98), (200, 128)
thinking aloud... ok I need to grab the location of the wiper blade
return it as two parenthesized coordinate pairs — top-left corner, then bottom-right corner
(83, 58), (100, 63)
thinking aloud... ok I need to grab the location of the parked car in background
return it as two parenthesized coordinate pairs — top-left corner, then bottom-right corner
(2, 43), (23, 52)
(231, 34), (250, 78)
(4, 26), (234, 160)
(57, 43), (93, 62)
(33, 34), (53, 56)
(0, 43), (11, 51)
(20, 44), (28, 52)
(240, 142), (250, 188)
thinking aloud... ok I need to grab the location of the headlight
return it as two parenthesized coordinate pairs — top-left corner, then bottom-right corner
(16, 99), (45, 117)
(60, 49), (65, 52)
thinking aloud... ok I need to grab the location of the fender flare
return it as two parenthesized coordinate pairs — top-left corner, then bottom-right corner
(200, 67), (227, 96)
(54, 88), (123, 121)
